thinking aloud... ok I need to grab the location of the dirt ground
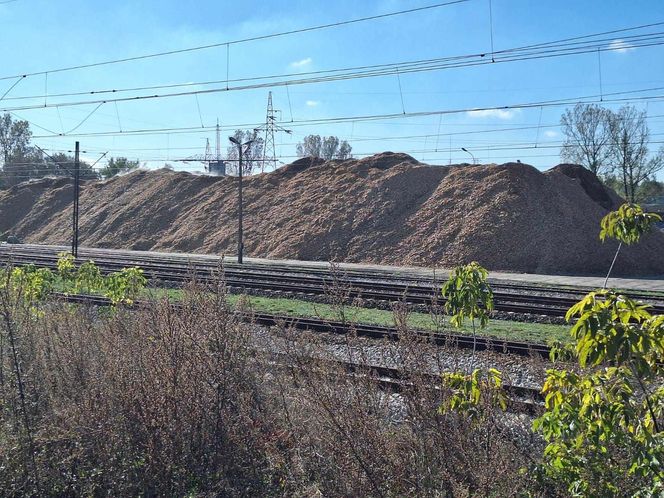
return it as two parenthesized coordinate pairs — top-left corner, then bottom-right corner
(1, 152), (663, 276)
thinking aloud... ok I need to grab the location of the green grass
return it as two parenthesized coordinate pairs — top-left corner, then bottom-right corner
(148, 287), (571, 345)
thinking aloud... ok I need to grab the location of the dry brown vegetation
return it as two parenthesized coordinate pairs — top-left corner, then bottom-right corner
(2, 153), (663, 276)
(0, 277), (554, 497)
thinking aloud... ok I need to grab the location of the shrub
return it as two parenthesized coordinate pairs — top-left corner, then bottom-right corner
(0, 277), (535, 496)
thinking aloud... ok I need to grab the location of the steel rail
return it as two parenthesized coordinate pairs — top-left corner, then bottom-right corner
(55, 292), (552, 358)
(52, 292), (545, 414)
(2, 244), (663, 317)
(4, 244), (662, 299)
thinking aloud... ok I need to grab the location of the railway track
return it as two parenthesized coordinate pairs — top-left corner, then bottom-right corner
(3, 244), (663, 318)
(57, 292), (552, 358)
(54, 292), (545, 414)
(280, 356), (543, 415)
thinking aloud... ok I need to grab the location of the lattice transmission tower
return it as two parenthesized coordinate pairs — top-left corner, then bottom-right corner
(256, 91), (291, 173)
(174, 119), (226, 175)
(215, 118), (221, 161)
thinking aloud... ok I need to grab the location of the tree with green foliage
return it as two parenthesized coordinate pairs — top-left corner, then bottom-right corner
(600, 203), (662, 287)
(439, 204), (664, 497)
(46, 152), (99, 180)
(601, 174), (664, 203)
(0, 113), (32, 187)
(532, 291), (664, 496)
(0, 114), (101, 187)
(99, 157), (140, 179)
(637, 177), (664, 203)
(438, 264), (504, 457)
(533, 205), (663, 496)
(439, 367), (507, 422)
(225, 129), (264, 175)
(296, 134), (352, 160)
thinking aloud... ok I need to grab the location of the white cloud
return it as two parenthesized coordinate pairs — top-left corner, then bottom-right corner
(608, 39), (634, 53)
(306, 100), (320, 107)
(290, 57), (312, 68)
(466, 108), (519, 120)
(544, 130), (558, 138)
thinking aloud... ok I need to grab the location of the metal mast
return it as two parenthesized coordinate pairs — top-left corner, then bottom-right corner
(72, 142), (80, 257)
(215, 119), (221, 160)
(203, 139), (212, 170)
(173, 118), (226, 175)
(257, 91), (291, 173)
(262, 92), (276, 173)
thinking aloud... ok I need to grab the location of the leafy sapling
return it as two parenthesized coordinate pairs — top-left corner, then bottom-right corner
(56, 251), (76, 282)
(600, 203), (662, 288)
(439, 367), (507, 422)
(75, 260), (103, 295)
(441, 261), (494, 364)
(532, 204), (664, 495)
(104, 267), (147, 305)
(533, 291), (664, 496)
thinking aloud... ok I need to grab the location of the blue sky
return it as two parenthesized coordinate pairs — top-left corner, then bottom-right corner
(1, 0), (663, 178)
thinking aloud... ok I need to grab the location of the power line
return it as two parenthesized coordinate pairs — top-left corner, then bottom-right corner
(26, 86), (664, 139)
(2, 26), (663, 104)
(5, 32), (664, 109)
(50, 128), (664, 156)
(0, 0), (468, 83)
(2, 30), (664, 113)
(17, 136), (664, 168)
(0, 76), (25, 101)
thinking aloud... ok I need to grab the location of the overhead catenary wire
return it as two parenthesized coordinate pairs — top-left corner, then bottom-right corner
(0, 11), (664, 152)
(90, 152), (109, 168)
(63, 102), (105, 134)
(26, 113), (664, 142)
(19, 135), (664, 169)
(30, 143), (76, 176)
(4, 29), (664, 110)
(56, 107), (65, 134)
(0, 15), (660, 174)
(0, 0), (469, 83)
(26, 86), (664, 139)
(534, 106), (543, 148)
(32, 130), (664, 159)
(4, 40), (663, 116)
(10, 111), (59, 135)
(41, 127), (664, 153)
(0, 75), (25, 101)
(597, 48), (604, 100)
(114, 101), (122, 132)
(194, 94), (204, 128)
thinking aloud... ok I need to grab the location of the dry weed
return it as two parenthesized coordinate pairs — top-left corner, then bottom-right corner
(0, 277), (538, 497)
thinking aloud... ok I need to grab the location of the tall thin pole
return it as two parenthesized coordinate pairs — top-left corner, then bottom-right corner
(216, 119), (221, 160)
(237, 145), (243, 264)
(72, 141), (80, 257)
(262, 91), (276, 173)
(461, 147), (476, 165)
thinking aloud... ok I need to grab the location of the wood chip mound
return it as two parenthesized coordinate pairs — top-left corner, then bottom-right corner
(1, 152), (663, 276)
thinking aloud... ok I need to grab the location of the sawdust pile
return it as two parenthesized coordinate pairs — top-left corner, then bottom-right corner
(1, 152), (663, 276)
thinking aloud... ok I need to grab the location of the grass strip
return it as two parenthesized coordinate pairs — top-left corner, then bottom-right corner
(148, 288), (570, 344)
